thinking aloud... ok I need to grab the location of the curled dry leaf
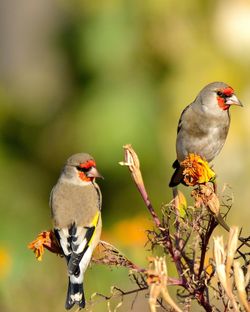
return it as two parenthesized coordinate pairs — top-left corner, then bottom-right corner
(28, 231), (62, 261)
(191, 183), (220, 216)
(191, 183), (232, 232)
(172, 189), (187, 218)
(91, 240), (141, 270)
(181, 154), (215, 186)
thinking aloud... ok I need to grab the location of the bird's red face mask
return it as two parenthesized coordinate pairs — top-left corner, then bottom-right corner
(77, 160), (103, 182)
(216, 87), (242, 111)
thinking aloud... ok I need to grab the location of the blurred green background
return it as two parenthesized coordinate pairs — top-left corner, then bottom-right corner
(0, 0), (250, 311)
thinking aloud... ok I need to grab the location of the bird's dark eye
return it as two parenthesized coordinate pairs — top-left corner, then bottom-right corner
(77, 166), (91, 173)
(216, 91), (223, 97)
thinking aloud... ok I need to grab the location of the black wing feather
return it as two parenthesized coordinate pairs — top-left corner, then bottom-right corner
(68, 225), (95, 275)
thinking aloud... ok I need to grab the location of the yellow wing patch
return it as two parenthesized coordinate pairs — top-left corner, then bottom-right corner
(88, 211), (100, 247)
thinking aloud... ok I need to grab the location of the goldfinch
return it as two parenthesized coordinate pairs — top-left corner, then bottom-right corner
(169, 82), (242, 187)
(50, 153), (103, 309)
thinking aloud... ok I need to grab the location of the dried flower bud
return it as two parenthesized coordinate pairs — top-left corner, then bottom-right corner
(234, 261), (250, 312)
(226, 227), (239, 278)
(213, 229), (240, 311)
(146, 257), (183, 312)
(119, 144), (144, 187)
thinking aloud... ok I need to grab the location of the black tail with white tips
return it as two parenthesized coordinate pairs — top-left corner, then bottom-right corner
(65, 279), (85, 310)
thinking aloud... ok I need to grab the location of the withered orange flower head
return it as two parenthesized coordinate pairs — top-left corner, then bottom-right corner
(181, 154), (215, 186)
(28, 231), (62, 261)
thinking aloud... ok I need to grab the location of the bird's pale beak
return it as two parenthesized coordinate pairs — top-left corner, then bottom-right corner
(226, 94), (243, 107)
(87, 167), (104, 179)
